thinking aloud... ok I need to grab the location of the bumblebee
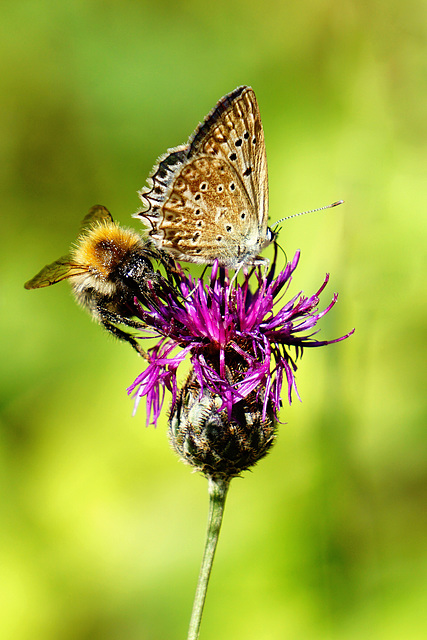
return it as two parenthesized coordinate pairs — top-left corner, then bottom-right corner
(25, 205), (172, 357)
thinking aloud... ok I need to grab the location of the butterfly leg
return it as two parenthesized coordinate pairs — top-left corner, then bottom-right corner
(228, 266), (243, 291)
(180, 265), (209, 301)
(226, 264), (247, 305)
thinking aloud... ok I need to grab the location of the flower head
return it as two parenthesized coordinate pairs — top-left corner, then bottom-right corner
(127, 247), (354, 432)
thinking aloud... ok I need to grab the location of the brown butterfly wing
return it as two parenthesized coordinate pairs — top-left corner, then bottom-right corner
(136, 86), (270, 267)
(151, 155), (259, 265)
(188, 86), (269, 234)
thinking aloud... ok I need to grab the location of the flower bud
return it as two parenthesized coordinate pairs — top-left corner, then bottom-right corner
(169, 371), (277, 480)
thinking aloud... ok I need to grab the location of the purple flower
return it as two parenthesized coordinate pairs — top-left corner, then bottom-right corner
(127, 248), (354, 427)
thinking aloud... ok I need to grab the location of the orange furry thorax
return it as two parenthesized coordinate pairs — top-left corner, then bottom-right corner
(72, 222), (142, 277)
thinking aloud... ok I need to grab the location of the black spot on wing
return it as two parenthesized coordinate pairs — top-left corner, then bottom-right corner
(188, 86), (248, 155)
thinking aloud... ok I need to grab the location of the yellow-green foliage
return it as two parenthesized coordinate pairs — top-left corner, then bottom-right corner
(1, 1), (426, 638)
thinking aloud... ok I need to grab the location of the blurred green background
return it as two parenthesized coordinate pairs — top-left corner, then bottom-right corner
(1, 1), (426, 638)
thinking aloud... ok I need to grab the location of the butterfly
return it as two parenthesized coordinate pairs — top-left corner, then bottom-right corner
(134, 86), (275, 270)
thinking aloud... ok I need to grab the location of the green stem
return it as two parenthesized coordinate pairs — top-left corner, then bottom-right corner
(187, 476), (230, 640)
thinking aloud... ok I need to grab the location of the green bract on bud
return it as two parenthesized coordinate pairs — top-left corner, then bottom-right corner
(169, 371), (277, 480)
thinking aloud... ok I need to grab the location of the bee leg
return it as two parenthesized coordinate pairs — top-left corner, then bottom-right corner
(94, 307), (147, 331)
(99, 319), (148, 359)
(112, 316), (148, 330)
(103, 311), (147, 329)
(92, 304), (148, 358)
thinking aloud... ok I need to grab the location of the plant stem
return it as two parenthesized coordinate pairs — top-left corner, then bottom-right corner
(187, 476), (230, 640)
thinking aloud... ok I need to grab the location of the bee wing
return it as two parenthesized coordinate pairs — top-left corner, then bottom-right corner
(24, 255), (87, 289)
(25, 205), (112, 289)
(78, 205), (113, 235)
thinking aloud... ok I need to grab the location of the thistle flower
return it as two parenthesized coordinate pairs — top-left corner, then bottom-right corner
(169, 366), (277, 480)
(25, 210), (354, 640)
(127, 246), (353, 477)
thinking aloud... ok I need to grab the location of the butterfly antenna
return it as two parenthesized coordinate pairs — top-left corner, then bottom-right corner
(272, 200), (344, 229)
(275, 239), (287, 264)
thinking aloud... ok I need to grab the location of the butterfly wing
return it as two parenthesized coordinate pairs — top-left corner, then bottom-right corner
(136, 86), (270, 268)
(148, 154), (260, 265)
(188, 86), (269, 237)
